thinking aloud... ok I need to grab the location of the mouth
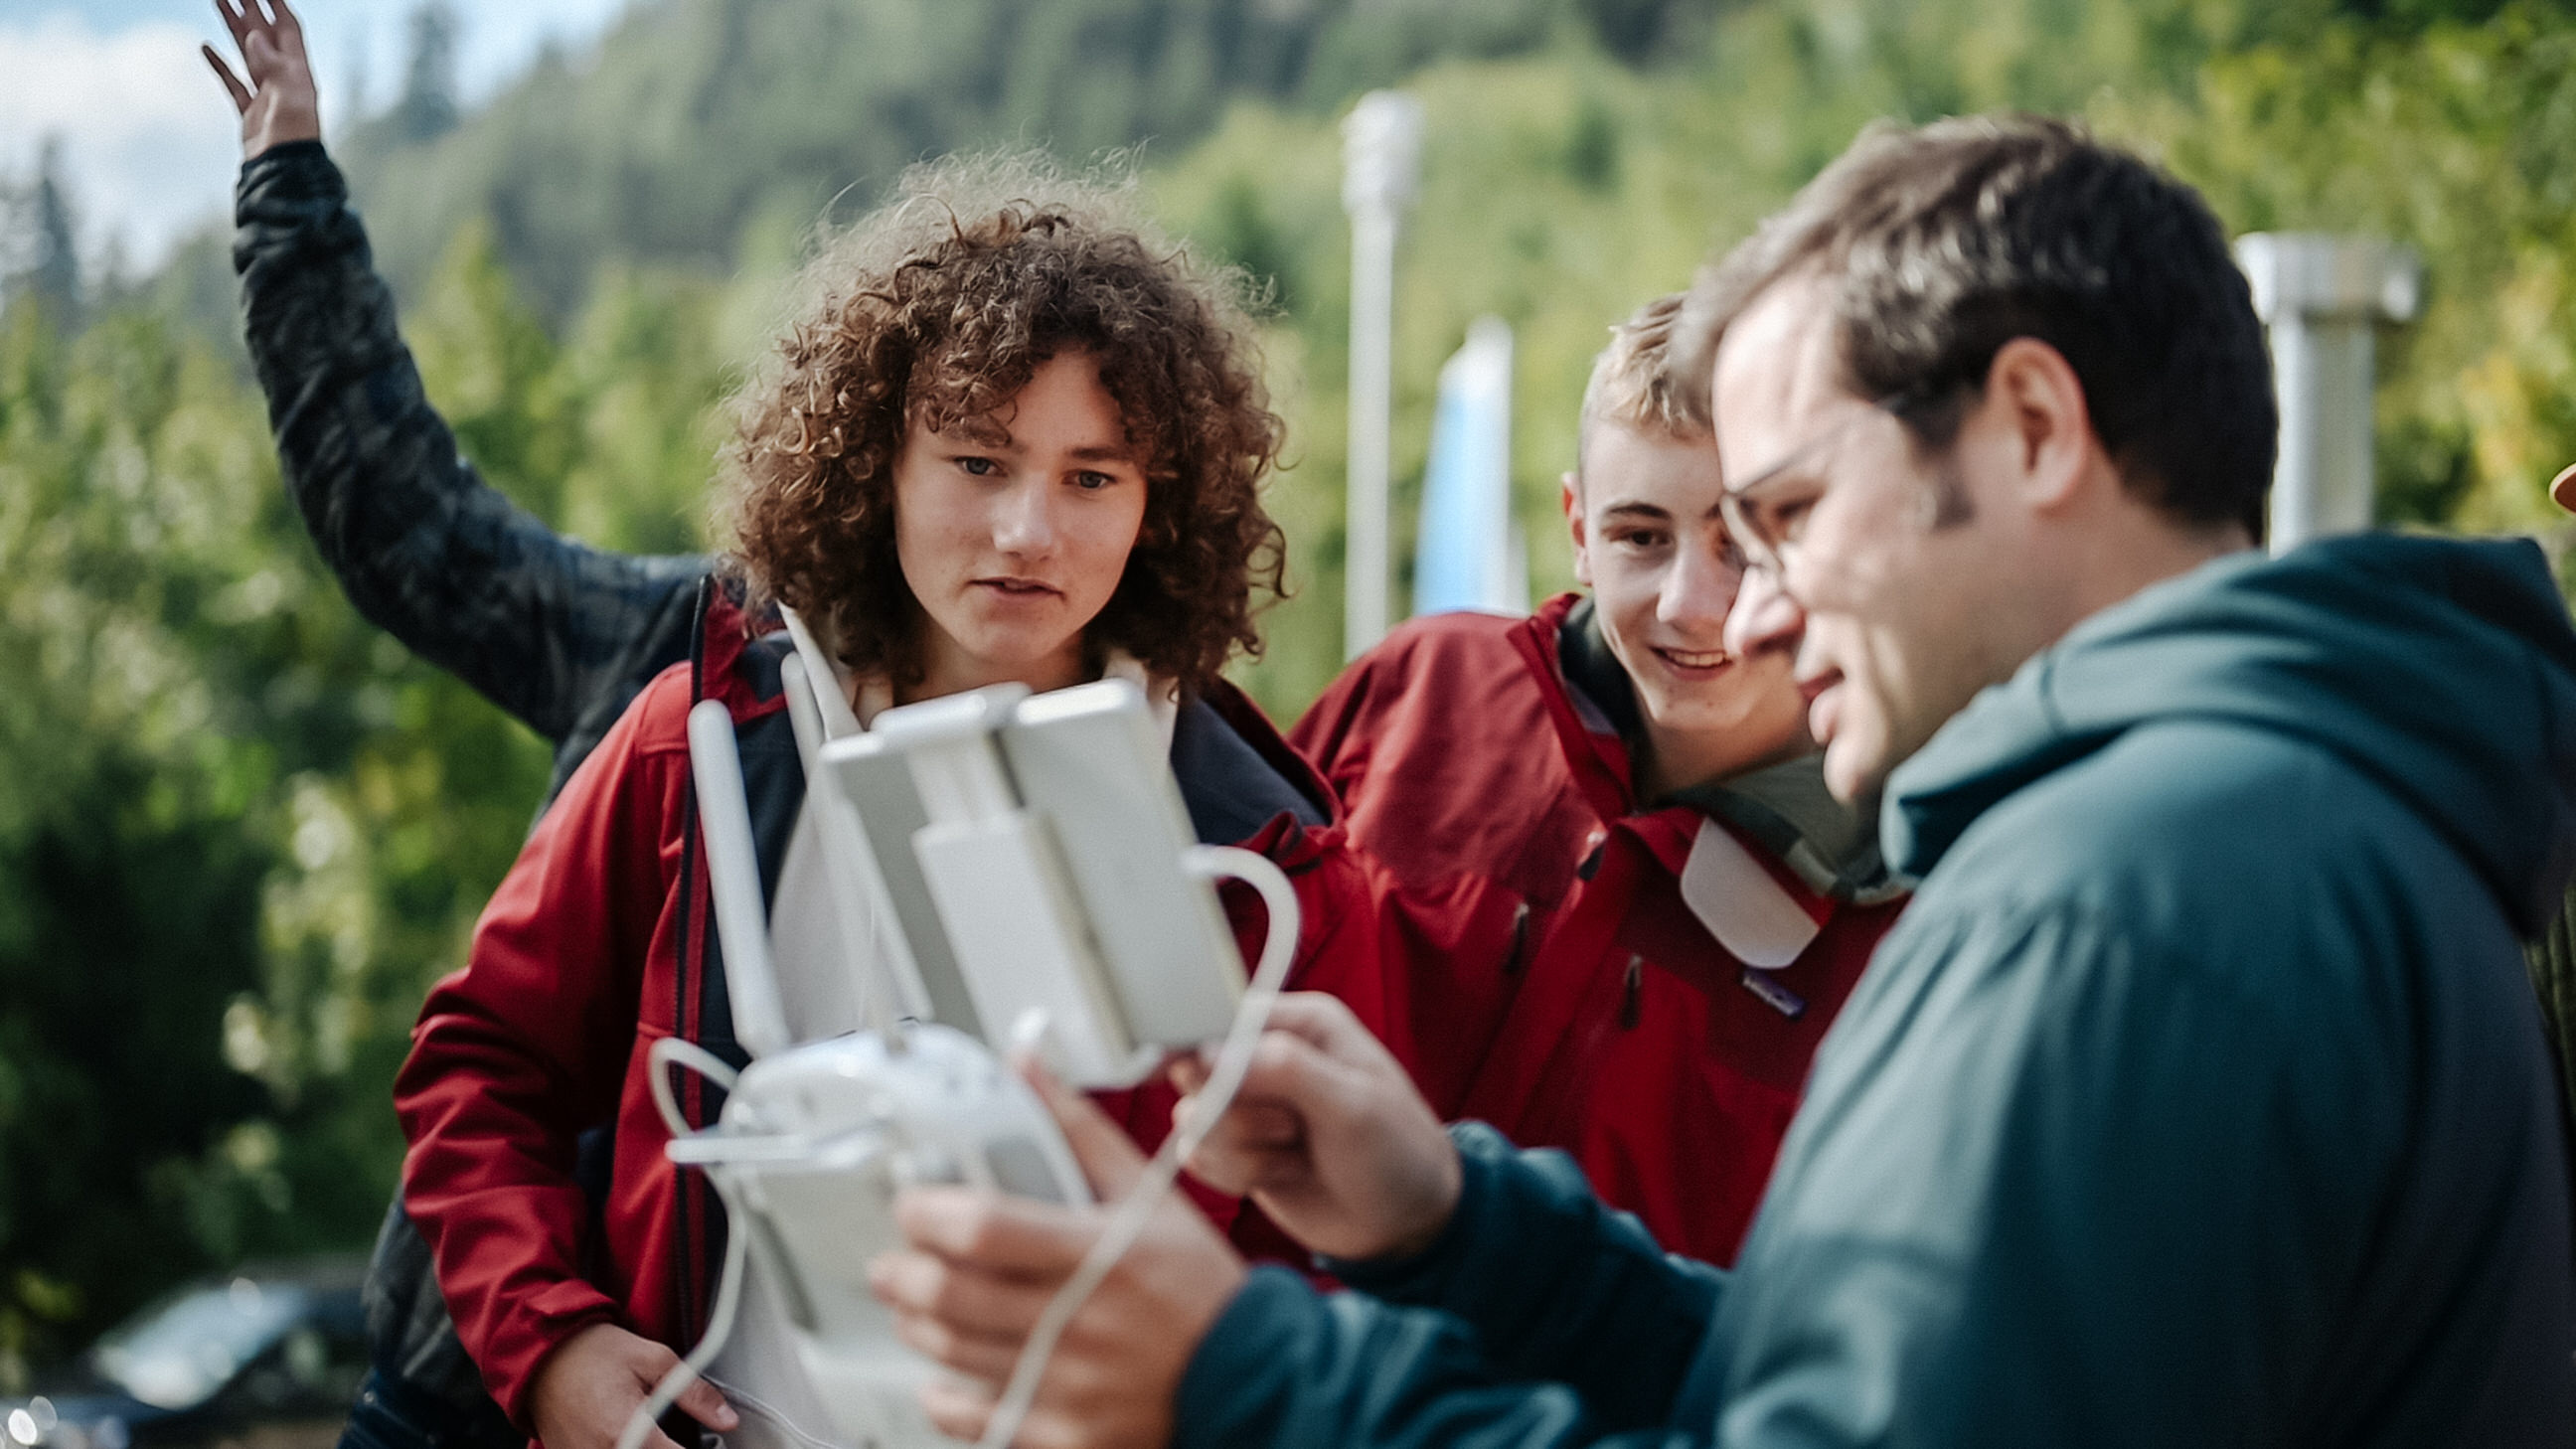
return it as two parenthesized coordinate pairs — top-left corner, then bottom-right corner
(1652, 645), (1732, 676)
(971, 576), (1062, 599)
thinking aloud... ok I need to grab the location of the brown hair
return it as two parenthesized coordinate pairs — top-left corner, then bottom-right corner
(1673, 115), (2273, 539)
(1573, 292), (1706, 490)
(719, 153), (1288, 694)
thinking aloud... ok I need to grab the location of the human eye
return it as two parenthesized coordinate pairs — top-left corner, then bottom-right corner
(952, 454), (1001, 478)
(1755, 487), (1820, 546)
(1070, 469), (1119, 492)
(1612, 527), (1671, 551)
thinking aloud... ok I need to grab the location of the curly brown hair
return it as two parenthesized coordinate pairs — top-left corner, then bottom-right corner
(718, 153), (1289, 696)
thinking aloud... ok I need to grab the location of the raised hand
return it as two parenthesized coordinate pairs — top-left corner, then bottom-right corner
(202, 0), (322, 160)
(1170, 991), (1461, 1264)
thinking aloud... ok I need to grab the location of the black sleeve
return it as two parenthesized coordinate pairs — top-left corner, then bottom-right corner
(234, 140), (708, 752)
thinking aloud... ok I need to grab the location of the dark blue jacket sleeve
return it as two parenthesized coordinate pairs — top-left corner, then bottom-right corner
(1178, 1269), (1720, 1449)
(234, 140), (706, 776)
(1335, 1124), (1725, 1426)
(1173, 1124), (1726, 1449)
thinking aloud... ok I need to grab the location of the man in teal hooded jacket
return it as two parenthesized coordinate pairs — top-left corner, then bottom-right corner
(865, 116), (2576, 1446)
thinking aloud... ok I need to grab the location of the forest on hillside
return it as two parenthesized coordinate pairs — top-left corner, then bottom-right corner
(5, 0), (2576, 1385)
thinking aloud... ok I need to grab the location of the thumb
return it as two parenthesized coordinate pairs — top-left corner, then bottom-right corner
(630, 1338), (738, 1432)
(1020, 1060), (1148, 1199)
(669, 1368), (737, 1432)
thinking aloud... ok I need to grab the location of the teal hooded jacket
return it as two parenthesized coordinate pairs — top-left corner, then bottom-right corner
(1175, 533), (2576, 1447)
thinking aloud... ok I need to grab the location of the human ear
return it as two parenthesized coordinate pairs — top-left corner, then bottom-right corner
(1561, 472), (1593, 587)
(1982, 337), (2096, 514)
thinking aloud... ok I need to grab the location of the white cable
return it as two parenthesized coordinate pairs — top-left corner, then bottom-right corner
(619, 1039), (754, 1449)
(973, 844), (1300, 1449)
(647, 1036), (741, 1139)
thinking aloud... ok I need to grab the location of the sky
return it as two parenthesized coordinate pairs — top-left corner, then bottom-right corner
(0, 0), (633, 271)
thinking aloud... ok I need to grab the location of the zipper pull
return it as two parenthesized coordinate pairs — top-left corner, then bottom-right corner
(1502, 900), (1533, 975)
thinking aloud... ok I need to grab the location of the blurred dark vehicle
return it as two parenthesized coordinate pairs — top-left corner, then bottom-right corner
(1, 1259), (369, 1449)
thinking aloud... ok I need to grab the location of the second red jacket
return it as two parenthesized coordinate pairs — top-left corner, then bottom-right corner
(1291, 592), (1907, 1264)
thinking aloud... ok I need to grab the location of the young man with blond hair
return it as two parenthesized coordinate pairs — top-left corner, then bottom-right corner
(1289, 293), (1903, 1265)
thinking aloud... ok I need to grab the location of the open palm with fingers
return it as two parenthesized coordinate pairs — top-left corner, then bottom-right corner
(202, 0), (322, 160)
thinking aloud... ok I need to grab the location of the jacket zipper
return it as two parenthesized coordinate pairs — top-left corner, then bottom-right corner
(1502, 900), (1533, 975)
(674, 574), (713, 1344)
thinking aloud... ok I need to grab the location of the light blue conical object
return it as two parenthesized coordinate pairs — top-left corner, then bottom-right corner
(1411, 316), (1525, 618)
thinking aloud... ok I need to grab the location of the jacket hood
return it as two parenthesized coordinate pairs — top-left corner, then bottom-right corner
(1884, 533), (2576, 934)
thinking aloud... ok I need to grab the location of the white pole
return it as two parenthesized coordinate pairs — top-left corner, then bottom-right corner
(1341, 90), (1423, 658)
(2235, 233), (2421, 554)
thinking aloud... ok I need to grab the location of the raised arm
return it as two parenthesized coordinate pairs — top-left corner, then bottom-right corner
(211, 0), (707, 756)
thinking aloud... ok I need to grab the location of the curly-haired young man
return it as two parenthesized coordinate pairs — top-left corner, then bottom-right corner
(226, 79), (1385, 1449)
(207, 16), (1506, 1449)
(381, 154), (1370, 1449)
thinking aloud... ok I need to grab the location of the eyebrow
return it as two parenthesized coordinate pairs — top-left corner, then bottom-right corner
(1601, 500), (1730, 527)
(1722, 438), (1832, 498)
(943, 418), (1016, 448)
(935, 433), (1136, 466)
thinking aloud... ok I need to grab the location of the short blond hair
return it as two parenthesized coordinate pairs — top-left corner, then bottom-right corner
(1574, 292), (1707, 487)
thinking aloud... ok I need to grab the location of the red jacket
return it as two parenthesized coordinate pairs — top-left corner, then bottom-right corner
(1291, 592), (1907, 1265)
(393, 589), (1484, 1426)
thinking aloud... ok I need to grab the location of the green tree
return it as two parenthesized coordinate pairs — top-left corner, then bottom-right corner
(2, 139), (82, 323)
(2115, 5), (2576, 538)
(0, 300), (293, 1382)
(0, 235), (572, 1380)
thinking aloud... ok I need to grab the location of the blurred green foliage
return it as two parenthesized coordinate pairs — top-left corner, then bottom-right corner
(0, 230), (731, 1382)
(0, 289), (548, 1384)
(8, 0), (2576, 1384)
(332, 0), (1729, 319)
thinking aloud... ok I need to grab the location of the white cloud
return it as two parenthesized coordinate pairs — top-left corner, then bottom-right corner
(0, 15), (240, 270)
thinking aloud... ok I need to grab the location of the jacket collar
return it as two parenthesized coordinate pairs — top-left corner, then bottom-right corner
(1506, 592), (1641, 826)
(1515, 591), (1894, 903)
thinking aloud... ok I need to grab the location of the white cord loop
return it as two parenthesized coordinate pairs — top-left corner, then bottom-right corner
(972, 844), (1298, 1449)
(622, 844), (1300, 1449)
(616, 1038), (753, 1449)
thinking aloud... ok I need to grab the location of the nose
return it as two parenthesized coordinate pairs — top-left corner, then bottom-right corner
(1724, 564), (1805, 662)
(1657, 537), (1745, 635)
(990, 475), (1058, 558)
